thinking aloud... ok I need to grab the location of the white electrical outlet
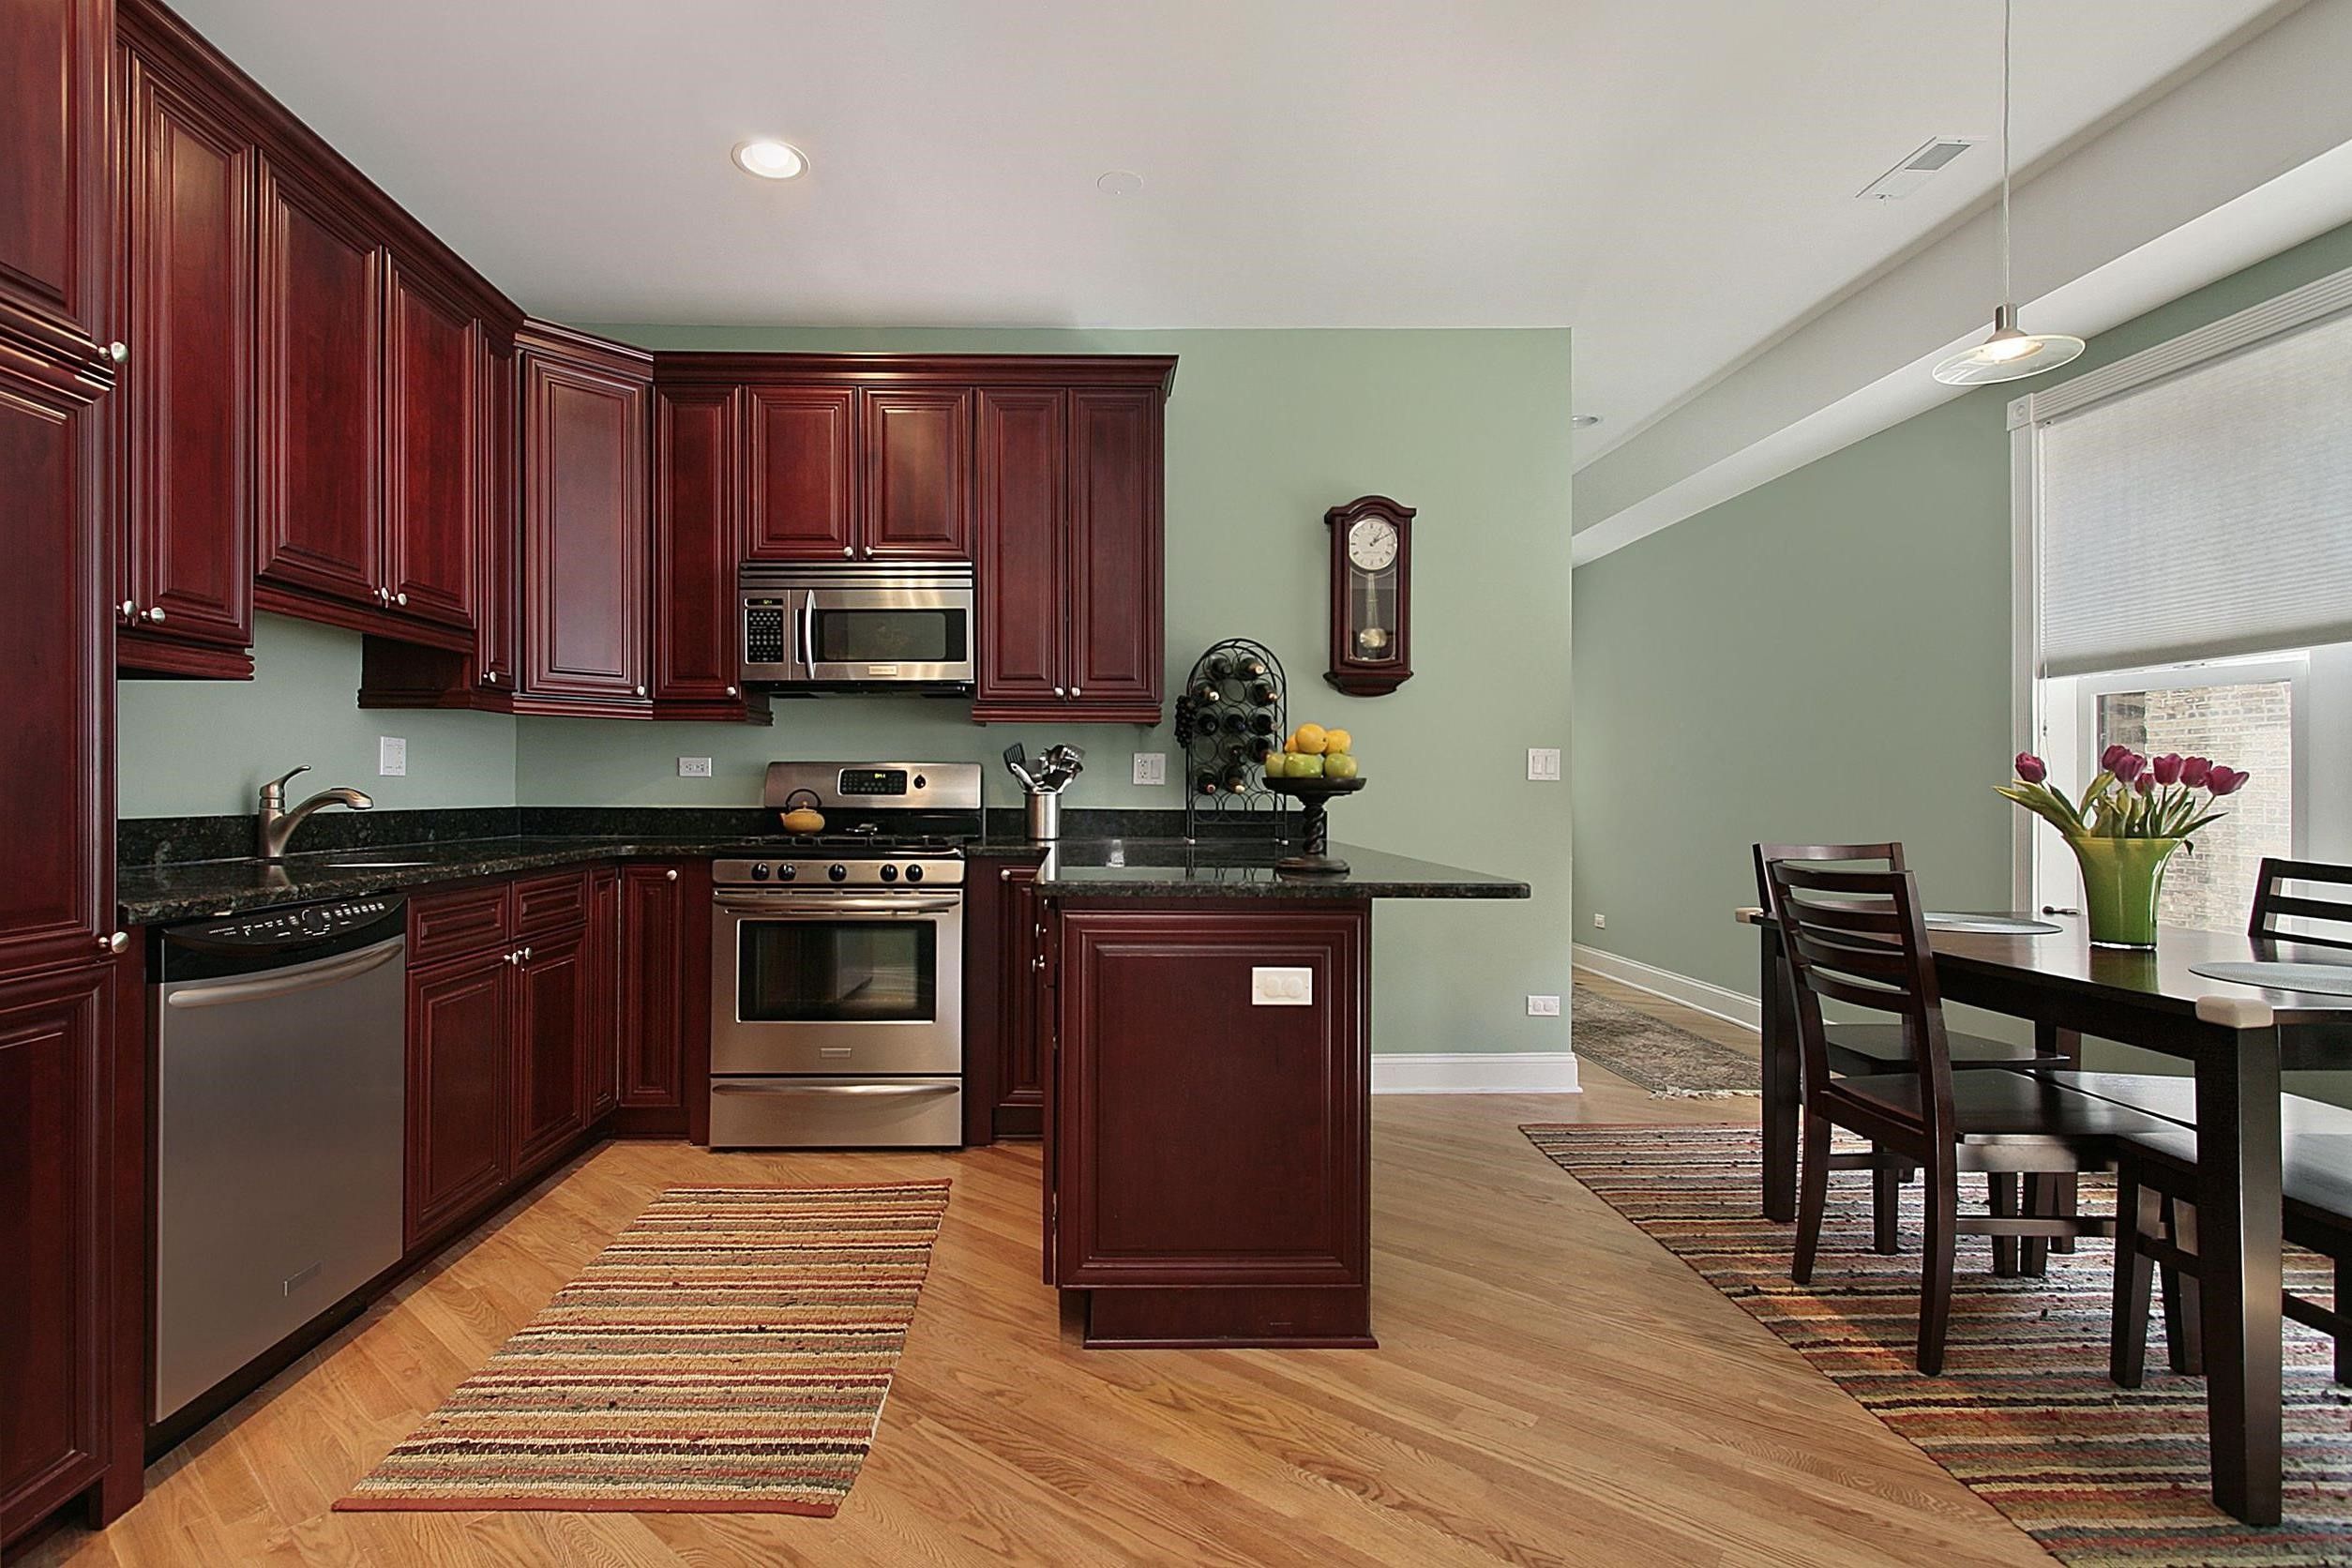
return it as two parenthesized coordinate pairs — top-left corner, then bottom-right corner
(377, 736), (407, 777)
(1592, 912), (1606, 928)
(1528, 994), (1562, 1017)
(1251, 967), (1313, 1006)
(1133, 751), (1167, 786)
(1527, 747), (1561, 781)
(677, 756), (714, 778)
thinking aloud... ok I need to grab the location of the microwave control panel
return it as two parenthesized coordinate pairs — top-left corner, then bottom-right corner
(744, 598), (788, 666)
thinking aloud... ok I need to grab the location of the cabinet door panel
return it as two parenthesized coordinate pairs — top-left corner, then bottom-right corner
(0, 966), (112, 1537)
(472, 339), (516, 692)
(586, 868), (618, 1122)
(0, 0), (107, 350)
(863, 388), (972, 559)
(384, 264), (478, 629)
(995, 864), (1043, 1134)
(653, 384), (743, 707)
(1065, 388), (1160, 716)
(0, 375), (109, 977)
(973, 388), (1063, 710)
(404, 952), (509, 1249)
(744, 384), (854, 560)
(119, 60), (252, 653)
(513, 929), (589, 1170)
(618, 864), (683, 1109)
(520, 350), (646, 703)
(256, 160), (381, 606)
(1053, 909), (1365, 1289)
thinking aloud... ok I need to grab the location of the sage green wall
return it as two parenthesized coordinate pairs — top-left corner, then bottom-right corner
(1573, 219), (2352, 1008)
(115, 612), (519, 818)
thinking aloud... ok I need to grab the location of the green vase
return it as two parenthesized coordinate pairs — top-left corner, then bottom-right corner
(2067, 836), (2184, 949)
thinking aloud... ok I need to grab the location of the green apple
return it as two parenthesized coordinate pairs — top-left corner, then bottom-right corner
(1322, 752), (1360, 780)
(1262, 751), (1291, 779)
(1291, 752), (1325, 779)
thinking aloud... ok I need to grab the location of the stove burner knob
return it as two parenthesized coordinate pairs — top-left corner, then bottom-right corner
(828, 864), (848, 883)
(779, 864), (798, 882)
(879, 864), (899, 882)
(905, 864), (925, 883)
(750, 863), (771, 881)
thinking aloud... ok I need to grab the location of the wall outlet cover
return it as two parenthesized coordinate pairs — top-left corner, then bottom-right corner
(1528, 994), (1562, 1016)
(1591, 912), (1606, 928)
(678, 756), (715, 778)
(1527, 746), (1562, 781)
(1251, 967), (1314, 1006)
(1132, 751), (1167, 786)
(377, 736), (406, 777)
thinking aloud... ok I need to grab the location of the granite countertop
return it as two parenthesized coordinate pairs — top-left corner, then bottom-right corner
(1027, 839), (1528, 899)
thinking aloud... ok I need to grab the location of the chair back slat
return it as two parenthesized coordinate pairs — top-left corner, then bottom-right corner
(2250, 857), (2352, 952)
(1764, 858), (1954, 1143)
(1752, 842), (1912, 1107)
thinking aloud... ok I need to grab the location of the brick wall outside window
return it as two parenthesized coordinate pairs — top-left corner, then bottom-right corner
(2096, 680), (2293, 932)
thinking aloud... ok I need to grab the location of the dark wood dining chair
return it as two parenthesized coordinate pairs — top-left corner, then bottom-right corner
(1764, 859), (2179, 1374)
(2110, 1124), (2352, 1388)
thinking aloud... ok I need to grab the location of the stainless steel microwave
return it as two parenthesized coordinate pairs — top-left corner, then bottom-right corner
(738, 563), (975, 690)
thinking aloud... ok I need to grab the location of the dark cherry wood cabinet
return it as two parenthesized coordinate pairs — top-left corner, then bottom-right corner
(585, 867), (618, 1123)
(864, 387), (972, 559)
(614, 862), (695, 1137)
(512, 926), (590, 1170)
(517, 323), (651, 714)
(960, 852), (1047, 1144)
(744, 383), (857, 560)
(402, 942), (510, 1251)
(383, 262), (479, 630)
(974, 388), (1064, 709)
(253, 156), (381, 611)
(113, 50), (254, 678)
(653, 384), (758, 720)
(1046, 901), (1372, 1348)
(0, 0), (111, 359)
(1064, 388), (1162, 716)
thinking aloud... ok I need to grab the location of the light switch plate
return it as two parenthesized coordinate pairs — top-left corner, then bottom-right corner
(377, 736), (407, 777)
(1527, 746), (1561, 781)
(1132, 751), (1167, 786)
(1528, 994), (1562, 1017)
(1251, 967), (1313, 1006)
(678, 756), (715, 778)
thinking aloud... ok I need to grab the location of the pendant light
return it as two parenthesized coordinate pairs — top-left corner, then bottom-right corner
(1933, 0), (2084, 385)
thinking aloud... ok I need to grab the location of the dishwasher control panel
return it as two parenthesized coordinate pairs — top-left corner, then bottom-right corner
(158, 896), (408, 982)
(204, 897), (399, 947)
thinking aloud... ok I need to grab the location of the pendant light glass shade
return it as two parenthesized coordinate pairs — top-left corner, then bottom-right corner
(1935, 0), (2081, 387)
(1933, 303), (2086, 384)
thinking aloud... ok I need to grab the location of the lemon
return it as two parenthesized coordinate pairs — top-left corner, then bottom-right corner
(1323, 728), (1352, 757)
(1293, 723), (1329, 756)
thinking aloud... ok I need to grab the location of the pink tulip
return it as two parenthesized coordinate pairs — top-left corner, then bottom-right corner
(2179, 756), (2212, 789)
(2014, 752), (2047, 784)
(2151, 753), (2183, 786)
(2207, 766), (2250, 797)
(2135, 773), (2154, 795)
(2101, 743), (2132, 772)
(2111, 751), (2146, 785)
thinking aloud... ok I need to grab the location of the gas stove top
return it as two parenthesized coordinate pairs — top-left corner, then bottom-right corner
(716, 761), (982, 890)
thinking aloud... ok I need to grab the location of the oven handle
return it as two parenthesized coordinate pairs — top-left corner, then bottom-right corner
(714, 895), (960, 916)
(711, 1080), (958, 1097)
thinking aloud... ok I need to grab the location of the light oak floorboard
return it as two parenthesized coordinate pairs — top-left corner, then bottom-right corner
(28, 1030), (2043, 1566)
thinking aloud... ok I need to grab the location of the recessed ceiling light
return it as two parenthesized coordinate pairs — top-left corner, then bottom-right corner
(1096, 170), (1144, 198)
(1572, 414), (1603, 429)
(733, 140), (807, 181)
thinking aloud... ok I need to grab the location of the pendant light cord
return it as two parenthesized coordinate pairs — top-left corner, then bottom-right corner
(2000, 0), (2013, 305)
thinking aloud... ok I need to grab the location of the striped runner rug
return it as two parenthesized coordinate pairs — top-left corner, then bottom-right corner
(1522, 1124), (2352, 1566)
(338, 1181), (950, 1516)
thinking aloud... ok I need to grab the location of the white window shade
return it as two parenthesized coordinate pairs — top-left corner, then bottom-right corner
(2038, 307), (2352, 677)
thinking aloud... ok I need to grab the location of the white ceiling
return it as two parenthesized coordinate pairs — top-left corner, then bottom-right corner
(170, 0), (2290, 448)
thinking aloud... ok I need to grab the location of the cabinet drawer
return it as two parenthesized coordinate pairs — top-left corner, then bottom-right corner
(407, 882), (512, 966)
(514, 867), (592, 936)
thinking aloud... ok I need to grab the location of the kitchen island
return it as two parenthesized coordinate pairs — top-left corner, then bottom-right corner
(1026, 838), (1529, 1349)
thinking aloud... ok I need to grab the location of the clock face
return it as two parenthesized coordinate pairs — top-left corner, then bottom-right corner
(1347, 517), (1399, 572)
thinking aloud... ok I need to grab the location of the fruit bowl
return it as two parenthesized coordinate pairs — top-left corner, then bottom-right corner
(1269, 776), (1366, 877)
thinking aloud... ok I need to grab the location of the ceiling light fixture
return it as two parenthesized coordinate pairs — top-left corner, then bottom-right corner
(1932, 0), (2082, 386)
(1096, 170), (1144, 198)
(1572, 415), (1603, 429)
(732, 140), (808, 181)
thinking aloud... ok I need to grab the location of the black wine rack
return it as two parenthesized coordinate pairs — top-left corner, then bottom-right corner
(1175, 637), (1292, 840)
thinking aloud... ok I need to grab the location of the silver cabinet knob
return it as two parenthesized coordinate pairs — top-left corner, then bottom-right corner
(1070, 686), (1081, 699)
(146, 605), (166, 624)
(842, 546), (854, 558)
(102, 931), (128, 955)
(480, 670), (498, 686)
(1033, 954), (1046, 970)
(505, 949), (520, 964)
(634, 684), (647, 697)
(395, 591), (408, 607)
(664, 868), (679, 882)
(118, 599), (136, 621)
(520, 945), (533, 961)
(725, 686), (737, 697)
(106, 341), (128, 364)
(1052, 686), (1066, 698)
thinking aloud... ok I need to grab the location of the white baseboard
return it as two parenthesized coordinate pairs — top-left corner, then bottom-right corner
(1371, 1052), (1581, 1094)
(1573, 944), (1762, 1033)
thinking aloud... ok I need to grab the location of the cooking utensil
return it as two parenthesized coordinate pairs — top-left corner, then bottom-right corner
(1003, 744), (1039, 792)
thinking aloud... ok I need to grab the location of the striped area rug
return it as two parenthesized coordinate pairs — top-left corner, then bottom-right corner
(338, 1182), (950, 1516)
(1522, 1124), (2352, 1567)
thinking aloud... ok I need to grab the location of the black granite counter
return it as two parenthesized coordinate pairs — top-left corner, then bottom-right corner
(1027, 839), (1528, 900)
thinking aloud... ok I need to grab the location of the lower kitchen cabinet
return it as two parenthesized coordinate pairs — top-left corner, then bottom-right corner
(402, 945), (510, 1250)
(614, 861), (698, 1137)
(512, 926), (590, 1169)
(585, 867), (618, 1122)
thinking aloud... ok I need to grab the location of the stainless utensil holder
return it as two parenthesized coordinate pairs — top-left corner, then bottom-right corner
(1025, 792), (1061, 841)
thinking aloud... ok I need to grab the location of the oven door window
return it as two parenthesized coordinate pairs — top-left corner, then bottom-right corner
(737, 919), (938, 1023)
(809, 607), (968, 666)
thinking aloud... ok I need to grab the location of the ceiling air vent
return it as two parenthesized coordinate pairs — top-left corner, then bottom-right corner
(1856, 136), (1982, 201)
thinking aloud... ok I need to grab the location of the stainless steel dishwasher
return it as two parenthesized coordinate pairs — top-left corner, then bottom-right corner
(151, 895), (408, 1422)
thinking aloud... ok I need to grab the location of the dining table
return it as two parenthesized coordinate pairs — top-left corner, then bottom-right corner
(1737, 904), (2352, 1527)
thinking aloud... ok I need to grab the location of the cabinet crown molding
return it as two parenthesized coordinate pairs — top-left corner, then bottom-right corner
(653, 352), (1177, 395)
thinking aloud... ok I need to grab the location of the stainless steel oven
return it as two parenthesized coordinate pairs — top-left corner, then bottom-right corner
(739, 562), (975, 689)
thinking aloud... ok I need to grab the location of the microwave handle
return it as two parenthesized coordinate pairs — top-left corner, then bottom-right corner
(797, 590), (816, 673)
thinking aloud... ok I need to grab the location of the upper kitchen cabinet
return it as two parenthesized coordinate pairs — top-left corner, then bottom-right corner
(864, 387), (972, 559)
(745, 383), (856, 560)
(383, 262), (480, 631)
(113, 48), (255, 679)
(517, 322), (653, 715)
(973, 387), (1065, 710)
(0, 0), (112, 363)
(653, 383), (761, 720)
(1063, 386), (1163, 716)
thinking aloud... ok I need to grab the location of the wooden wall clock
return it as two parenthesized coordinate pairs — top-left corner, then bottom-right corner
(1324, 495), (1414, 696)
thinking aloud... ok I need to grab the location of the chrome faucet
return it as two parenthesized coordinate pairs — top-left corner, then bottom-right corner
(256, 764), (374, 859)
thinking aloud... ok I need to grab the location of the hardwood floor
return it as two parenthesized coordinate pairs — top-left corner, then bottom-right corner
(26, 994), (2045, 1567)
